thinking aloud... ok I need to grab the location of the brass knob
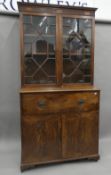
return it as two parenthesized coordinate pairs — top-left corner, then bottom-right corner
(37, 100), (46, 108)
(78, 99), (85, 105)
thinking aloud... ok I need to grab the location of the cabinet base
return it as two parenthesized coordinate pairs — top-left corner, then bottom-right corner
(21, 164), (36, 172)
(87, 155), (100, 161)
(21, 154), (100, 172)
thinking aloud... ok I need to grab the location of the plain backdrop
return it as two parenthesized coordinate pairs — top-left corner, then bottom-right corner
(0, 15), (111, 174)
(0, 15), (111, 140)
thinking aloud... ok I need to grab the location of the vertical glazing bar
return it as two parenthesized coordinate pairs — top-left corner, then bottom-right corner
(56, 13), (63, 86)
(91, 18), (95, 84)
(20, 13), (25, 86)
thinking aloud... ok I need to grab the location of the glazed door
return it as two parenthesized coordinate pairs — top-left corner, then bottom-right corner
(22, 114), (61, 164)
(62, 111), (99, 158)
(62, 17), (93, 84)
(22, 15), (57, 85)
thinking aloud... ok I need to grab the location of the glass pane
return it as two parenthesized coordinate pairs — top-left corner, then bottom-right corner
(25, 57), (38, 76)
(63, 17), (92, 83)
(23, 15), (56, 84)
(23, 15), (31, 23)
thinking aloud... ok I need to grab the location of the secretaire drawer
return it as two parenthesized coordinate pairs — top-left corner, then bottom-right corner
(21, 91), (99, 115)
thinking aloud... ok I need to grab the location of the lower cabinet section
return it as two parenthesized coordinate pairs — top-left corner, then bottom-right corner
(20, 89), (100, 171)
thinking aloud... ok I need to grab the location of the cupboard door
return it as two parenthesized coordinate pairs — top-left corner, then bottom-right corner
(22, 114), (61, 164)
(62, 111), (99, 158)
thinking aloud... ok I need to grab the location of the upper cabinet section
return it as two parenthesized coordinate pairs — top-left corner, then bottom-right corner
(18, 2), (97, 87)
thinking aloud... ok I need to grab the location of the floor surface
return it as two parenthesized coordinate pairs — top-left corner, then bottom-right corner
(0, 137), (111, 175)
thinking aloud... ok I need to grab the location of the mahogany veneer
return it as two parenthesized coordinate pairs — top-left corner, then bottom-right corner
(18, 2), (100, 171)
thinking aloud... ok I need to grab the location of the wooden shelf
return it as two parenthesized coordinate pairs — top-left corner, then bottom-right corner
(63, 53), (91, 56)
(24, 34), (55, 37)
(25, 52), (90, 57)
(25, 52), (55, 56)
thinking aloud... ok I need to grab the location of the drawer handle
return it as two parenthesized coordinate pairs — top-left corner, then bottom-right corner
(78, 99), (85, 105)
(37, 100), (46, 108)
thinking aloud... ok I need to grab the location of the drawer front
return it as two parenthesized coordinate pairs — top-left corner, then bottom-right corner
(21, 91), (99, 115)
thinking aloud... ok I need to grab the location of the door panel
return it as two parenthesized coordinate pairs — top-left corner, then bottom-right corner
(62, 111), (99, 158)
(22, 114), (61, 164)
(62, 17), (92, 83)
(23, 15), (56, 84)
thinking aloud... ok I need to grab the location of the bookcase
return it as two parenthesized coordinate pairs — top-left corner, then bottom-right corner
(18, 2), (100, 171)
